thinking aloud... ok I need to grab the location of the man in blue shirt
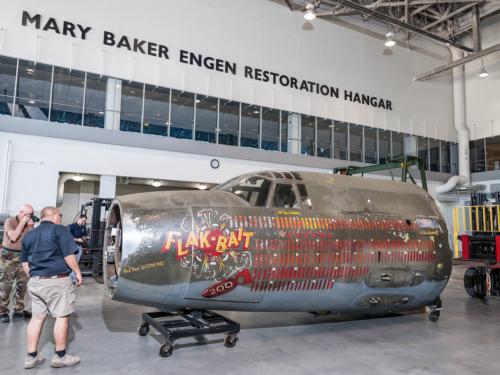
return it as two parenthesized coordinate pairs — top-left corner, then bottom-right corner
(68, 214), (87, 282)
(21, 206), (82, 369)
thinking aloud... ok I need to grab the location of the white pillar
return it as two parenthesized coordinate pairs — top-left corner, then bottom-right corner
(287, 113), (301, 154)
(105, 78), (121, 131)
(99, 175), (116, 198)
(451, 48), (470, 181)
(405, 135), (417, 157)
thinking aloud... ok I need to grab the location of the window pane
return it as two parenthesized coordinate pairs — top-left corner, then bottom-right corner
(451, 143), (458, 175)
(219, 100), (239, 146)
(470, 139), (485, 172)
(486, 136), (500, 171)
(429, 139), (440, 172)
(301, 115), (315, 156)
(378, 129), (391, 163)
(261, 107), (280, 151)
(220, 176), (271, 207)
(50, 67), (85, 125)
(0, 56), (17, 116)
(170, 90), (194, 139)
(418, 136), (429, 170)
(281, 111), (289, 152)
(272, 183), (298, 208)
(440, 141), (450, 173)
(143, 85), (169, 136)
(241, 104), (260, 148)
(316, 118), (332, 158)
(15, 60), (51, 120)
(333, 121), (348, 160)
(195, 95), (217, 143)
(120, 81), (143, 133)
(392, 132), (405, 159)
(84, 73), (105, 128)
(349, 124), (363, 162)
(364, 127), (377, 164)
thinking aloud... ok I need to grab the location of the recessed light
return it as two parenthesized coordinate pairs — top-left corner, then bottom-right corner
(28, 100), (35, 104)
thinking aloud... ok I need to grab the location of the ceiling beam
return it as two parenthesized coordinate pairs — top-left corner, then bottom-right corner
(414, 42), (500, 81)
(422, 2), (482, 30)
(323, 0), (474, 52)
(365, 0), (483, 8)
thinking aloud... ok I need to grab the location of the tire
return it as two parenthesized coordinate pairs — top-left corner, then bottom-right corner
(138, 323), (149, 336)
(429, 310), (440, 323)
(224, 334), (238, 348)
(159, 342), (173, 357)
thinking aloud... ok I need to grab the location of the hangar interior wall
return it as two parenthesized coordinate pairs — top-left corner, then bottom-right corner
(0, 0), (454, 139)
(0, 0), (457, 236)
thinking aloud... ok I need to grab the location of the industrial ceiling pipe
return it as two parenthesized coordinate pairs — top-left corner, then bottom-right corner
(436, 48), (470, 195)
(56, 173), (100, 207)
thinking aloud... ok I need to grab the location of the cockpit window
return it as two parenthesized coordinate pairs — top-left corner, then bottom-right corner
(297, 183), (312, 209)
(272, 183), (299, 208)
(219, 176), (271, 207)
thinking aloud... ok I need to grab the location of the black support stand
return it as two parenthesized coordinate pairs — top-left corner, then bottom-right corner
(137, 310), (240, 357)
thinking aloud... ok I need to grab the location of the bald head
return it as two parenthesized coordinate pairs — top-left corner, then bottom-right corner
(19, 203), (33, 215)
(19, 204), (34, 219)
(41, 206), (62, 224)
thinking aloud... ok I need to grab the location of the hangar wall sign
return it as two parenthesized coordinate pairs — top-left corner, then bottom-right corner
(21, 10), (393, 111)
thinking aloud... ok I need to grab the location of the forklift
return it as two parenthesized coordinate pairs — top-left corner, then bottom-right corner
(456, 192), (500, 298)
(79, 198), (112, 282)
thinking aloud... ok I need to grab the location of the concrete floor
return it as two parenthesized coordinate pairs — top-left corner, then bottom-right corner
(1, 264), (499, 375)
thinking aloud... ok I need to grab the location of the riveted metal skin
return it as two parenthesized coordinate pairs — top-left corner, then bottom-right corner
(104, 171), (452, 314)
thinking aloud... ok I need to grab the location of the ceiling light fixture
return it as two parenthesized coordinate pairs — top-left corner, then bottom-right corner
(72, 174), (83, 182)
(479, 59), (488, 78)
(304, 9), (316, 21)
(198, 184), (208, 190)
(384, 32), (396, 48)
(152, 180), (161, 188)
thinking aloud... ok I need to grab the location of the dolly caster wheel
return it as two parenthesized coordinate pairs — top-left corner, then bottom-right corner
(138, 322), (149, 336)
(428, 297), (442, 323)
(159, 342), (173, 357)
(429, 309), (440, 322)
(224, 334), (238, 348)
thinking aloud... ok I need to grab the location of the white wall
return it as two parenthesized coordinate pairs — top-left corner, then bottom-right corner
(0, 131), (331, 215)
(466, 13), (500, 140)
(0, 0), (454, 140)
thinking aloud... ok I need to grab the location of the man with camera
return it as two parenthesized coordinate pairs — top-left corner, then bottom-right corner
(0, 203), (36, 323)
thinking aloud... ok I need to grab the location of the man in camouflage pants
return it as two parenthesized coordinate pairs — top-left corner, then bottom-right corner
(0, 204), (35, 323)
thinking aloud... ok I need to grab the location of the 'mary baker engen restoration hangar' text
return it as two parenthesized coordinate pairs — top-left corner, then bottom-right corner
(21, 10), (393, 110)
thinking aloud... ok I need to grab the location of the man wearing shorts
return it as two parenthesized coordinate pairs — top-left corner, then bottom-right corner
(21, 206), (82, 369)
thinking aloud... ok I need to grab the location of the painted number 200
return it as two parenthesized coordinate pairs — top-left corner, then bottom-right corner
(207, 281), (234, 296)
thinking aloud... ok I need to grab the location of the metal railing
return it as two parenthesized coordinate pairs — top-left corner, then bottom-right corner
(453, 205), (500, 258)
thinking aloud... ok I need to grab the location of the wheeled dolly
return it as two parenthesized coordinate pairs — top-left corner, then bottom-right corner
(137, 309), (240, 357)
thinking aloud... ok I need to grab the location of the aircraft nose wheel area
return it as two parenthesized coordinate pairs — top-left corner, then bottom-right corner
(137, 310), (240, 357)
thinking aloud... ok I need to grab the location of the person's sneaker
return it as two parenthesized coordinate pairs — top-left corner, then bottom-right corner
(24, 353), (45, 369)
(12, 310), (32, 319)
(50, 353), (80, 368)
(0, 313), (10, 323)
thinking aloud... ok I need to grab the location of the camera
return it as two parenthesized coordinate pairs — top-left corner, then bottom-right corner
(30, 214), (40, 223)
